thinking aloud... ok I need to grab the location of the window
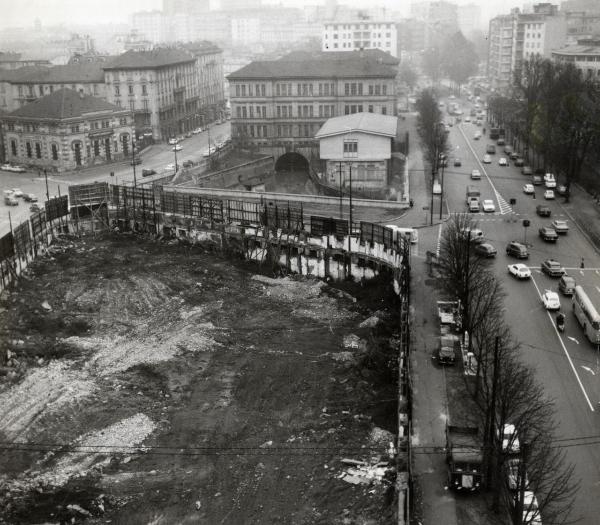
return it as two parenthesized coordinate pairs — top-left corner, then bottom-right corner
(51, 144), (58, 160)
(71, 124), (80, 133)
(49, 85), (54, 93)
(143, 99), (149, 110)
(368, 105), (373, 113)
(343, 140), (358, 157)
(237, 107), (242, 118)
(375, 85), (381, 95)
(93, 84), (98, 96)
(26, 142), (32, 158)
(93, 140), (100, 157)
(35, 142), (42, 158)
(10, 139), (17, 156)
(262, 125), (267, 137)
(115, 85), (120, 96)
(7, 122), (14, 131)
(142, 84), (147, 95)
(382, 106), (387, 115)
(242, 107), (247, 118)
(18, 86), (23, 96)
(128, 85), (134, 95)
(39, 85), (44, 96)
(129, 100), (135, 111)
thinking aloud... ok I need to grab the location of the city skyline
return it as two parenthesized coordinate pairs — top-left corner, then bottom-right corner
(0, 0), (534, 31)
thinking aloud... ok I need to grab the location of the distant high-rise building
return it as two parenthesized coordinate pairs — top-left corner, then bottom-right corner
(409, 1), (459, 47)
(487, 4), (567, 88)
(322, 21), (398, 57)
(163, 0), (210, 16)
(457, 3), (481, 36)
(132, 11), (165, 44)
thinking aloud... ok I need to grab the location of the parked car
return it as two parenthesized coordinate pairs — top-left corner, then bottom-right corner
(471, 169), (481, 180)
(192, 127), (203, 134)
(185, 131), (193, 138)
(521, 166), (532, 175)
(508, 263), (531, 279)
(433, 181), (442, 194)
(544, 173), (556, 188)
(464, 116), (471, 122)
(182, 159), (194, 168)
(498, 157), (508, 166)
(497, 138), (506, 146)
(556, 184), (568, 195)
(541, 259), (565, 277)
(536, 204), (551, 217)
(523, 184), (535, 194)
(1, 164), (26, 173)
(551, 219), (568, 233)
(539, 226), (558, 242)
(558, 275), (576, 296)
(453, 157), (462, 167)
(510, 152), (520, 160)
(482, 199), (496, 212)
(483, 154), (492, 164)
(23, 193), (38, 202)
(506, 241), (529, 259)
(172, 144), (183, 151)
(11, 188), (23, 198)
(514, 157), (524, 166)
(473, 131), (482, 140)
(542, 290), (561, 310)
(486, 144), (496, 154)
(532, 175), (543, 185)
(164, 163), (176, 171)
(142, 168), (157, 177)
(544, 189), (555, 200)
(168, 137), (178, 145)
(504, 145), (513, 155)
(474, 243), (497, 258)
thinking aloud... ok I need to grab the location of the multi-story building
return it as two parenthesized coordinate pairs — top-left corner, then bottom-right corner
(457, 3), (482, 37)
(131, 10), (165, 44)
(322, 21), (398, 57)
(227, 50), (398, 163)
(488, 4), (567, 88)
(0, 62), (107, 113)
(410, 1), (459, 48)
(564, 10), (600, 43)
(103, 46), (225, 141)
(0, 52), (50, 71)
(552, 37), (600, 80)
(1, 88), (134, 172)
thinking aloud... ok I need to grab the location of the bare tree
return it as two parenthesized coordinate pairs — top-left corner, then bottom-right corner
(415, 88), (448, 177)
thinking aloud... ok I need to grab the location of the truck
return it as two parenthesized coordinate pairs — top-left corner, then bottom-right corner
(438, 334), (459, 365)
(466, 185), (480, 210)
(446, 425), (484, 491)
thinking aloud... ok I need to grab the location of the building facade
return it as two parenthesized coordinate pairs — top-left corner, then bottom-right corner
(488, 4), (568, 88)
(1, 88), (134, 172)
(316, 112), (398, 192)
(227, 51), (398, 161)
(322, 21), (398, 57)
(102, 46), (225, 141)
(552, 38), (600, 80)
(0, 63), (107, 113)
(410, 1), (459, 48)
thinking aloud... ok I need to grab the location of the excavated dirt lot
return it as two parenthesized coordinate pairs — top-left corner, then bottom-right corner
(0, 233), (399, 524)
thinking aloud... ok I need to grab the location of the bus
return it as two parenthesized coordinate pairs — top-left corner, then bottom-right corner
(572, 285), (600, 344)
(387, 225), (419, 244)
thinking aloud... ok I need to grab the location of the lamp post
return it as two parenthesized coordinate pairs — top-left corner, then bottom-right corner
(131, 139), (138, 188)
(348, 163), (353, 254)
(173, 143), (179, 172)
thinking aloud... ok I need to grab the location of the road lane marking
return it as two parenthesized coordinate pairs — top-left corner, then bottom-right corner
(530, 275), (595, 412)
(568, 336), (580, 344)
(457, 125), (513, 215)
(582, 366), (595, 375)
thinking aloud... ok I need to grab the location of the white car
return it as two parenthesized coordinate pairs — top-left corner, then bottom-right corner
(544, 172), (555, 183)
(473, 131), (481, 140)
(192, 127), (203, 134)
(498, 157), (508, 166)
(499, 423), (520, 453)
(551, 220), (569, 234)
(544, 189), (555, 200)
(471, 169), (481, 180)
(164, 163), (176, 171)
(482, 199), (496, 212)
(545, 179), (556, 188)
(433, 181), (442, 195)
(168, 138), (178, 145)
(464, 116), (471, 122)
(542, 290), (561, 310)
(523, 184), (534, 194)
(508, 263), (531, 280)
(11, 165), (26, 173)
(482, 154), (492, 164)
(11, 188), (23, 198)
(172, 144), (183, 151)
(523, 491), (543, 525)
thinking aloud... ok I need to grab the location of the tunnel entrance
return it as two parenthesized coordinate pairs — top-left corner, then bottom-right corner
(275, 152), (309, 173)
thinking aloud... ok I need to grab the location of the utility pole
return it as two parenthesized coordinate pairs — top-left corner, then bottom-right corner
(463, 229), (471, 347)
(339, 161), (343, 219)
(488, 336), (500, 508)
(43, 168), (50, 201)
(514, 442), (530, 525)
(348, 163), (353, 255)
(132, 140), (138, 188)
(439, 159), (446, 220)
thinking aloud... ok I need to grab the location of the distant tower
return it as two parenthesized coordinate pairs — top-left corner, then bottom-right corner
(34, 18), (42, 32)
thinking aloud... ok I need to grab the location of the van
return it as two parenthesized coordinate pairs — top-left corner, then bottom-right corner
(387, 225), (419, 244)
(558, 275), (576, 296)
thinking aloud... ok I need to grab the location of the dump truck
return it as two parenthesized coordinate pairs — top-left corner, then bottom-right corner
(446, 425), (484, 491)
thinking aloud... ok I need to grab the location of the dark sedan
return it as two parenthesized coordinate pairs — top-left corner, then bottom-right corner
(536, 205), (551, 217)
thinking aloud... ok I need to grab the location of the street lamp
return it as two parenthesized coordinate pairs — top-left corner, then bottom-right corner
(131, 138), (137, 188)
(173, 143), (179, 172)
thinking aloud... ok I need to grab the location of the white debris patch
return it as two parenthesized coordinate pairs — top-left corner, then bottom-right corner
(252, 275), (326, 300)
(0, 361), (95, 441)
(68, 325), (218, 376)
(29, 414), (157, 489)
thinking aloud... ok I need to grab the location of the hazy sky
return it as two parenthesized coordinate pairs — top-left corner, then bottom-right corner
(0, 0), (523, 30)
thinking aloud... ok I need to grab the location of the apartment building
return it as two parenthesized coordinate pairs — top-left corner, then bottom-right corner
(322, 21), (398, 57)
(488, 4), (567, 88)
(552, 37), (600, 80)
(227, 50), (398, 160)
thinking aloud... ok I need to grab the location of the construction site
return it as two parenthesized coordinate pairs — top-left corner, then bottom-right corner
(0, 183), (410, 524)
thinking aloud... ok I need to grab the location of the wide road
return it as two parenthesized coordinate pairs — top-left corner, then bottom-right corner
(0, 122), (231, 236)
(439, 97), (600, 524)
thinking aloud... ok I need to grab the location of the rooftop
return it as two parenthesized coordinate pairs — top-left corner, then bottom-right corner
(228, 50), (397, 80)
(103, 48), (196, 70)
(553, 39), (600, 55)
(6, 88), (124, 120)
(315, 112), (398, 139)
(0, 62), (105, 84)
